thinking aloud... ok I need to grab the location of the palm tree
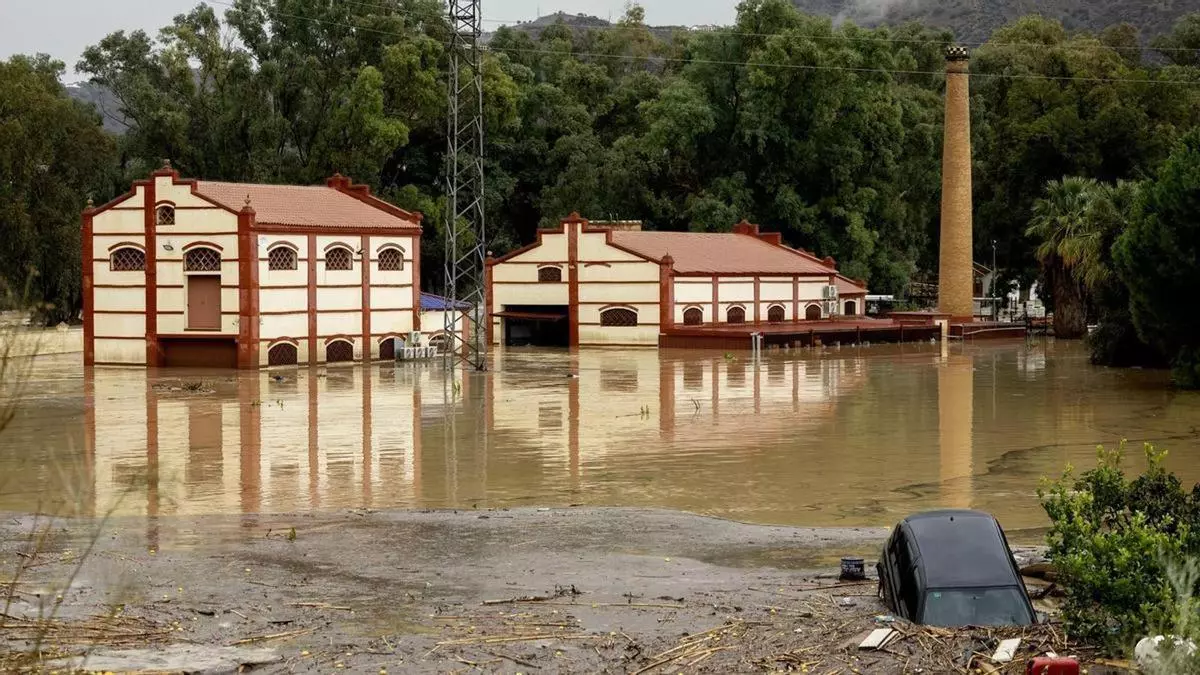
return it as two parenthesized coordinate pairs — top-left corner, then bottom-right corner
(1026, 177), (1102, 339)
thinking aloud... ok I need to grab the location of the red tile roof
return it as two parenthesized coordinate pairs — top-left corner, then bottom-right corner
(610, 231), (831, 276)
(196, 181), (420, 230)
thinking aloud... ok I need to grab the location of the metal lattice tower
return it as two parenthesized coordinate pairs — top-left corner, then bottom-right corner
(444, 0), (487, 371)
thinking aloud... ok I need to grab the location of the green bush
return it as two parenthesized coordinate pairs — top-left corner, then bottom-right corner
(1040, 442), (1200, 653)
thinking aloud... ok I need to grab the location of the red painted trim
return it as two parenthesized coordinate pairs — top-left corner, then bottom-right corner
(322, 335), (357, 345)
(93, 310), (147, 315)
(323, 241), (354, 252)
(182, 240), (225, 252)
(412, 233), (421, 331)
(488, 225), (564, 264)
(140, 230), (237, 236)
(265, 240), (299, 252)
(82, 209), (95, 365)
(753, 277), (761, 323)
(374, 242), (407, 253)
(93, 283), (145, 289)
(266, 337), (301, 346)
(258, 310), (309, 316)
(154, 199), (177, 207)
(485, 255), (494, 346)
(144, 179), (160, 367)
(792, 276), (800, 321)
(711, 276), (719, 324)
(567, 219), (579, 348)
(105, 241), (146, 252)
(237, 205), (259, 369)
(257, 284), (309, 289)
(307, 234), (317, 362)
(325, 173), (423, 225)
(250, 223), (420, 235)
(92, 335), (147, 341)
(88, 190), (137, 215)
(672, 271), (836, 278)
(361, 234), (370, 359)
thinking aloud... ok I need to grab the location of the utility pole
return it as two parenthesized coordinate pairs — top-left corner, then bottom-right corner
(444, 0), (487, 371)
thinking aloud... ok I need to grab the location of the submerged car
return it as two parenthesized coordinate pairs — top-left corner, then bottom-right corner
(877, 510), (1036, 626)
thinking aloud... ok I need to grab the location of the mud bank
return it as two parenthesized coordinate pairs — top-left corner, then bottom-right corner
(1, 508), (1069, 673)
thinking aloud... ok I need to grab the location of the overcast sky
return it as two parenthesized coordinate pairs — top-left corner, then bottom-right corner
(0, 0), (738, 82)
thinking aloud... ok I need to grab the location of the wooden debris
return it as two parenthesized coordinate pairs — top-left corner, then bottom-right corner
(992, 637), (1021, 663)
(859, 628), (897, 650)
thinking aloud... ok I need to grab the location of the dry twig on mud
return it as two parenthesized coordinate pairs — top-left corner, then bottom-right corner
(0, 614), (172, 646)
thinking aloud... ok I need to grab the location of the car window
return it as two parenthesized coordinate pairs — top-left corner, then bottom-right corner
(920, 587), (1032, 627)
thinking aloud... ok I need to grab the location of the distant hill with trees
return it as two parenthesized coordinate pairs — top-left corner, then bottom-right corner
(790, 0), (1200, 44)
(494, 1), (1200, 45)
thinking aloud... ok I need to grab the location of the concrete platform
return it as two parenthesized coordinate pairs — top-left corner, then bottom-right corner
(659, 318), (941, 349)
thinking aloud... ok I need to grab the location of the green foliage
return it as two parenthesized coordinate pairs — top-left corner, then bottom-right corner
(1114, 130), (1200, 388)
(0, 55), (116, 323)
(1040, 442), (1200, 653)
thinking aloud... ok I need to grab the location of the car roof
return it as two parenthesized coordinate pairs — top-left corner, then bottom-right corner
(902, 510), (1019, 589)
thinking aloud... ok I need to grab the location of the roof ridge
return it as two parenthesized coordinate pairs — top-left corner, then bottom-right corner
(197, 180), (336, 189)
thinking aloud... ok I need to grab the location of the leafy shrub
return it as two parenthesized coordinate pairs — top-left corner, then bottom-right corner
(1040, 442), (1200, 653)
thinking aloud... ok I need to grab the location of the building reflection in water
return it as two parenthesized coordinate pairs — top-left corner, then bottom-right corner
(938, 351), (974, 509)
(81, 348), (884, 521)
(20, 340), (1189, 536)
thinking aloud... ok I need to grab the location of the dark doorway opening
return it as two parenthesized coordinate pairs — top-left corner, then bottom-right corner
(499, 305), (569, 347)
(161, 338), (237, 368)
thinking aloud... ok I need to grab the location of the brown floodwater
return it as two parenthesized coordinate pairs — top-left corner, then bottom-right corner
(1, 341), (1198, 536)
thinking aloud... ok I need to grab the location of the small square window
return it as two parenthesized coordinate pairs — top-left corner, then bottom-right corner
(156, 205), (175, 225)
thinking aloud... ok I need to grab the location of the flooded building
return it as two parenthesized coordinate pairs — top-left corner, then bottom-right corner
(485, 214), (868, 348)
(82, 164), (424, 368)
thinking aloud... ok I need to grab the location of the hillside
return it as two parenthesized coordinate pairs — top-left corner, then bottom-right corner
(493, 2), (1199, 45)
(793, 0), (1200, 44)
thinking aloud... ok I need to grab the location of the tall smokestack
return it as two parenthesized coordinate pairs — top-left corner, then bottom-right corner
(938, 45), (974, 320)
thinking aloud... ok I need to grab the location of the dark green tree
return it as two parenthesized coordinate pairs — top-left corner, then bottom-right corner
(0, 55), (116, 323)
(1114, 130), (1200, 388)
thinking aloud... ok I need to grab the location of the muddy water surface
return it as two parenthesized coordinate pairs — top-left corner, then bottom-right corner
(2, 341), (1198, 535)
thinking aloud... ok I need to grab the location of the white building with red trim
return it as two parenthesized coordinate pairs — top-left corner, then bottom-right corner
(83, 164), (424, 368)
(485, 214), (869, 348)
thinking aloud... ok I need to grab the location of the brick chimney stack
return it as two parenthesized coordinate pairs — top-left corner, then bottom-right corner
(938, 45), (974, 321)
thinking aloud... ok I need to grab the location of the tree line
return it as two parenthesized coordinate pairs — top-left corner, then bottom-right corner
(1, 0), (1198, 383)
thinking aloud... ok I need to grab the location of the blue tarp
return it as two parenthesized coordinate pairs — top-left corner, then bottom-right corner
(419, 292), (471, 311)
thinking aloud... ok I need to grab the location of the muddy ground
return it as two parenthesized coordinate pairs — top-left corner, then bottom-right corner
(1, 507), (1100, 673)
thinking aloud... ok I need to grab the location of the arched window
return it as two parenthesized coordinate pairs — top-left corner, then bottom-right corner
(538, 266), (562, 283)
(379, 337), (396, 360)
(768, 305), (785, 323)
(326, 340), (354, 362)
(184, 247), (221, 272)
(378, 247), (404, 271)
(109, 247), (146, 271)
(268, 343), (298, 366)
(325, 246), (353, 271)
(844, 300), (858, 316)
(726, 306), (746, 324)
(683, 307), (703, 326)
(805, 304), (822, 321)
(155, 205), (175, 225)
(268, 246), (297, 271)
(599, 307), (638, 327)
(428, 334), (448, 351)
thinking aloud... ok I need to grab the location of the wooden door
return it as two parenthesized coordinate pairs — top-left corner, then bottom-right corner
(187, 275), (222, 330)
